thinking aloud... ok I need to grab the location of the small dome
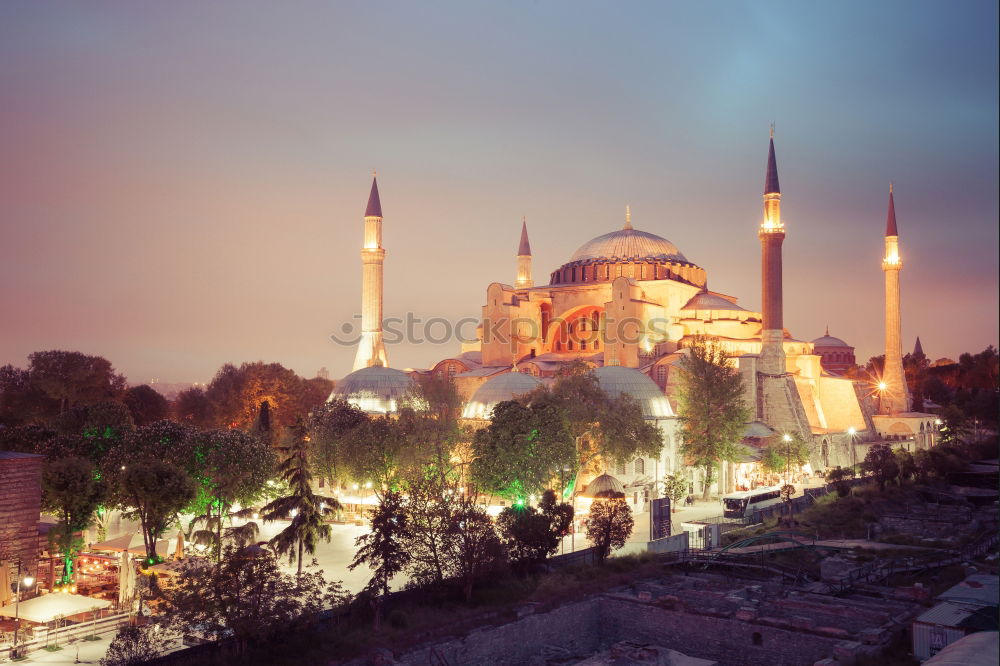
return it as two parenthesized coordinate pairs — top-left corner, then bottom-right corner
(593, 365), (673, 419)
(812, 334), (851, 348)
(330, 365), (415, 414)
(462, 371), (543, 420)
(581, 473), (625, 499)
(569, 228), (686, 264)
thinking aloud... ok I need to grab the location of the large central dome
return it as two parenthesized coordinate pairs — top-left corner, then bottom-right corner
(570, 228), (686, 263)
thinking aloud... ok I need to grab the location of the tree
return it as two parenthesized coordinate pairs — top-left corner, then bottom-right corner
(779, 484), (797, 526)
(662, 474), (688, 512)
(825, 466), (854, 497)
(252, 400), (274, 446)
(27, 351), (126, 415)
(188, 429), (276, 561)
(861, 444), (899, 491)
(401, 472), (459, 586)
(496, 489), (573, 567)
(349, 490), (410, 631)
(525, 363), (663, 473)
(173, 387), (214, 428)
(0, 364), (55, 425)
(204, 361), (325, 430)
(42, 456), (103, 583)
(167, 545), (347, 655)
(100, 625), (162, 666)
(261, 421), (339, 575)
(123, 385), (169, 427)
(121, 461), (196, 565)
(471, 400), (576, 501)
(446, 500), (504, 602)
(585, 498), (633, 563)
(340, 416), (413, 497)
(675, 338), (751, 499)
(937, 405), (968, 446)
(307, 399), (370, 488)
(894, 448), (916, 483)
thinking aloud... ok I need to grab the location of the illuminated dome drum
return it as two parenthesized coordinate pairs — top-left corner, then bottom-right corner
(329, 365), (415, 414)
(593, 365), (673, 420)
(549, 223), (706, 287)
(461, 371), (543, 420)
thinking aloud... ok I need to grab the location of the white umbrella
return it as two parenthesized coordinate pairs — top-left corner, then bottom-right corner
(0, 594), (110, 624)
(117, 552), (136, 608)
(91, 533), (144, 553)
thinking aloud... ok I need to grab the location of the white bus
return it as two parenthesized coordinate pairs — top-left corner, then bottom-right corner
(721, 486), (783, 518)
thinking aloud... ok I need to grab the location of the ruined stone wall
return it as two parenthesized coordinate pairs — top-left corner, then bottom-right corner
(398, 599), (602, 666)
(599, 596), (844, 666)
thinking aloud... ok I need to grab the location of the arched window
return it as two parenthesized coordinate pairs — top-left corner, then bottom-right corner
(657, 365), (667, 386)
(616, 460), (626, 475)
(634, 458), (645, 474)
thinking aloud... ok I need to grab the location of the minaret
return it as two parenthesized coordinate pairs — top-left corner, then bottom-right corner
(758, 127), (786, 375)
(515, 217), (533, 289)
(881, 184), (909, 414)
(352, 174), (389, 371)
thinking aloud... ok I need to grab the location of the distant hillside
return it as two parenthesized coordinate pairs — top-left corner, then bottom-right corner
(141, 381), (206, 400)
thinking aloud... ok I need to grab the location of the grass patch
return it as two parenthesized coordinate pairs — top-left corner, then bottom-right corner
(43, 644), (64, 652)
(83, 634), (102, 641)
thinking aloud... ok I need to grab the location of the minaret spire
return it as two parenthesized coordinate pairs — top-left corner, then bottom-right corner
(515, 217), (534, 289)
(759, 130), (786, 375)
(353, 173), (389, 371)
(885, 183), (898, 237)
(881, 183), (909, 413)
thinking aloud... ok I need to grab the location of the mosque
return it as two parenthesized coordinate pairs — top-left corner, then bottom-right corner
(329, 133), (939, 505)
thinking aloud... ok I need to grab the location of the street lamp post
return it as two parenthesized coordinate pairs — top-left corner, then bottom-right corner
(12, 559), (35, 658)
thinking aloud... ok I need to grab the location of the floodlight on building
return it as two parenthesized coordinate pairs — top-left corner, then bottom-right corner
(782, 433), (792, 442)
(22, 575), (34, 587)
(847, 427), (856, 435)
(878, 382), (887, 391)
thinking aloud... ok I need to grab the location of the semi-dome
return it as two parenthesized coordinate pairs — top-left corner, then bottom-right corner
(329, 365), (415, 414)
(462, 371), (543, 420)
(593, 365), (673, 419)
(581, 473), (625, 499)
(570, 228), (687, 263)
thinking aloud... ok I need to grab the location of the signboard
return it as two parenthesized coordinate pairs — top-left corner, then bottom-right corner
(650, 497), (672, 540)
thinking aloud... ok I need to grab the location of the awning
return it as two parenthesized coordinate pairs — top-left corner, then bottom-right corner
(0, 593), (111, 624)
(90, 533), (144, 552)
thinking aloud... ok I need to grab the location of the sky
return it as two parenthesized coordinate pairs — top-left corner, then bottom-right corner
(1, 1), (997, 385)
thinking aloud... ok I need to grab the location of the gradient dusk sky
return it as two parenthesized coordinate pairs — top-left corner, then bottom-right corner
(1, 1), (997, 385)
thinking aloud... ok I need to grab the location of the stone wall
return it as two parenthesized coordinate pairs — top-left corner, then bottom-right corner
(398, 598), (602, 666)
(599, 596), (844, 666)
(392, 592), (856, 666)
(0, 452), (44, 583)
